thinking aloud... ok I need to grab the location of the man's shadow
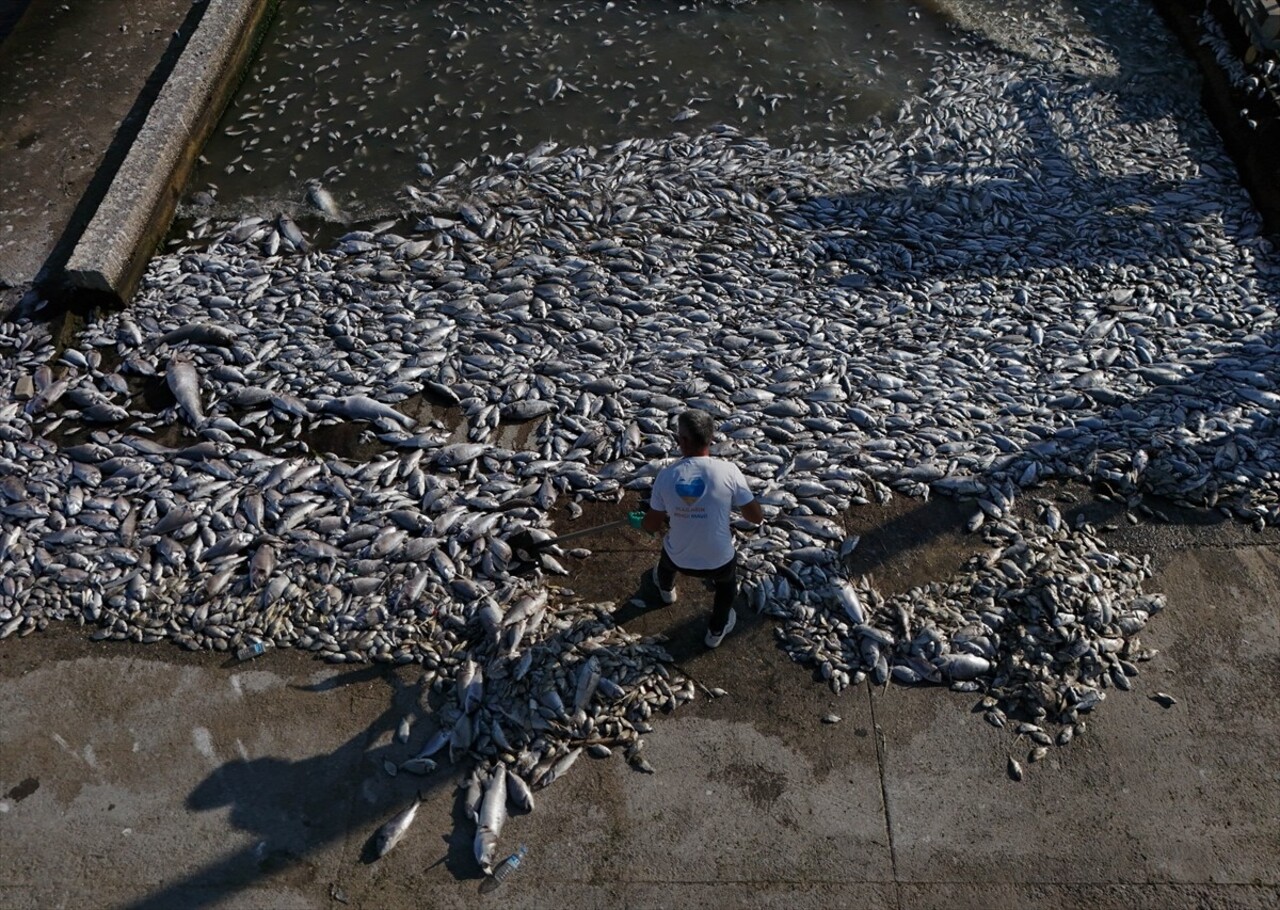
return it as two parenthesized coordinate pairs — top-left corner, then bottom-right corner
(123, 663), (472, 910)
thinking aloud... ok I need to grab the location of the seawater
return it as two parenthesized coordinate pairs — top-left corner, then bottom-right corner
(186, 0), (969, 222)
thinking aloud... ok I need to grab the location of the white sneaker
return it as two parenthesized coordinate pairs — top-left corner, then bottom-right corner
(627, 569), (676, 609)
(649, 568), (676, 605)
(704, 608), (737, 649)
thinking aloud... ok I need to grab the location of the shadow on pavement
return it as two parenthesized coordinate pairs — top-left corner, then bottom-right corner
(120, 665), (466, 910)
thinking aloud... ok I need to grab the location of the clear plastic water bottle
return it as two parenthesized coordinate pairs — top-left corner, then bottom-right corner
(235, 641), (265, 661)
(480, 844), (527, 892)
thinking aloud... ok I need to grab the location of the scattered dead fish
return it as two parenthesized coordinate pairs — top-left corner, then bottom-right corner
(400, 757), (437, 776)
(1150, 692), (1177, 708)
(1007, 755), (1023, 782)
(372, 794), (422, 858)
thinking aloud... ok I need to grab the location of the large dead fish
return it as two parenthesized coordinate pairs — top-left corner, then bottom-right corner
(321, 394), (414, 429)
(373, 793), (422, 859)
(473, 766), (507, 872)
(165, 356), (204, 427)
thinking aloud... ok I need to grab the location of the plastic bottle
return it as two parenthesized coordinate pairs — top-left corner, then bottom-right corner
(482, 844), (527, 891)
(235, 641), (265, 661)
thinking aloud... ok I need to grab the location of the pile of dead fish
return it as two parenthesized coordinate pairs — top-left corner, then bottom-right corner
(0, 11), (1278, 839)
(369, 591), (687, 869)
(766, 507), (1160, 763)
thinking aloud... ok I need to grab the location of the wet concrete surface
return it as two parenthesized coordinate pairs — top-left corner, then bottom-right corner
(1, 487), (1276, 910)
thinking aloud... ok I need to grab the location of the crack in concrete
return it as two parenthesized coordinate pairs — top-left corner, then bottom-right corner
(865, 680), (901, 910)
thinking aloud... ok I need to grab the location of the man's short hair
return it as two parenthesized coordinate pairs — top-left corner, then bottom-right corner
(677, 409), (715, 449)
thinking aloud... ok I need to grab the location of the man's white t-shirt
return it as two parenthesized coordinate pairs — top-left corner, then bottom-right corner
(650, 456), (755, 570)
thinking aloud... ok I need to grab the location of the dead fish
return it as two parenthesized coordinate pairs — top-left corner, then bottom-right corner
(322, 394), (414, 429)
(166, 356), (204, 426)
(821, 713), (842, 724)
(458, 660), (484, 714)
(474, 766), (508, 872)
(503, 589), (547, 626)
(463, 771), (484, 823)
(572, 656), (601, 715)
(23, 378), (69, 416)
(450, 711), (474, 763)
(478, 766), (508, 838)
(415, 728), (450, 760)
(936, 653), (991, 681)
(628, 752), (655, 774)
(505, 768), (534, 812)
(1150, 692), (1177, 708)
(249, 542), (276, 589)
(832, 579), (865, 624)
(373, 794), (421, 858)
(474, 827), (498, 874)
(400, 757), (437, 775)
(160, 323), (239, 348)
(1007, 755), (1023, 782)
(306, 178), (345, 220)
(536, 747), (581, 789)
(277, 212), (309, 251)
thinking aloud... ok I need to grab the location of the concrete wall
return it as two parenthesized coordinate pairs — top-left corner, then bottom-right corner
(61, 0), (279, 307)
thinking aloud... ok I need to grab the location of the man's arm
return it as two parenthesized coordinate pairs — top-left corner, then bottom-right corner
(741, 499), (764, 524)
(641, 508), (667, 534)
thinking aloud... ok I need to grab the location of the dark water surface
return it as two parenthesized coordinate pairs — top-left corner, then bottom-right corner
(0, 0), (33, 44)
(188, 0), (968, 222)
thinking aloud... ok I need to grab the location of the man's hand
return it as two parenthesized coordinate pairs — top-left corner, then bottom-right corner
(640, 508), (667, 534)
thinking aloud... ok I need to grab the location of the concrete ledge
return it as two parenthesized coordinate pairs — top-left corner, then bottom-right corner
(62, 0), (278, 306)
(1154, 0), (1280, 233)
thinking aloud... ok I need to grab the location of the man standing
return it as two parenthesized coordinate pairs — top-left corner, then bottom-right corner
(628, 410), (764, 647)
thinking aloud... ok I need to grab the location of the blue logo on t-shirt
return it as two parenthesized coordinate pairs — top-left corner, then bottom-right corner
(673, 463), (707, 506)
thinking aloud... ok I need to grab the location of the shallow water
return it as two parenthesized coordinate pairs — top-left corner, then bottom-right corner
(188, 0), (967, 221)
